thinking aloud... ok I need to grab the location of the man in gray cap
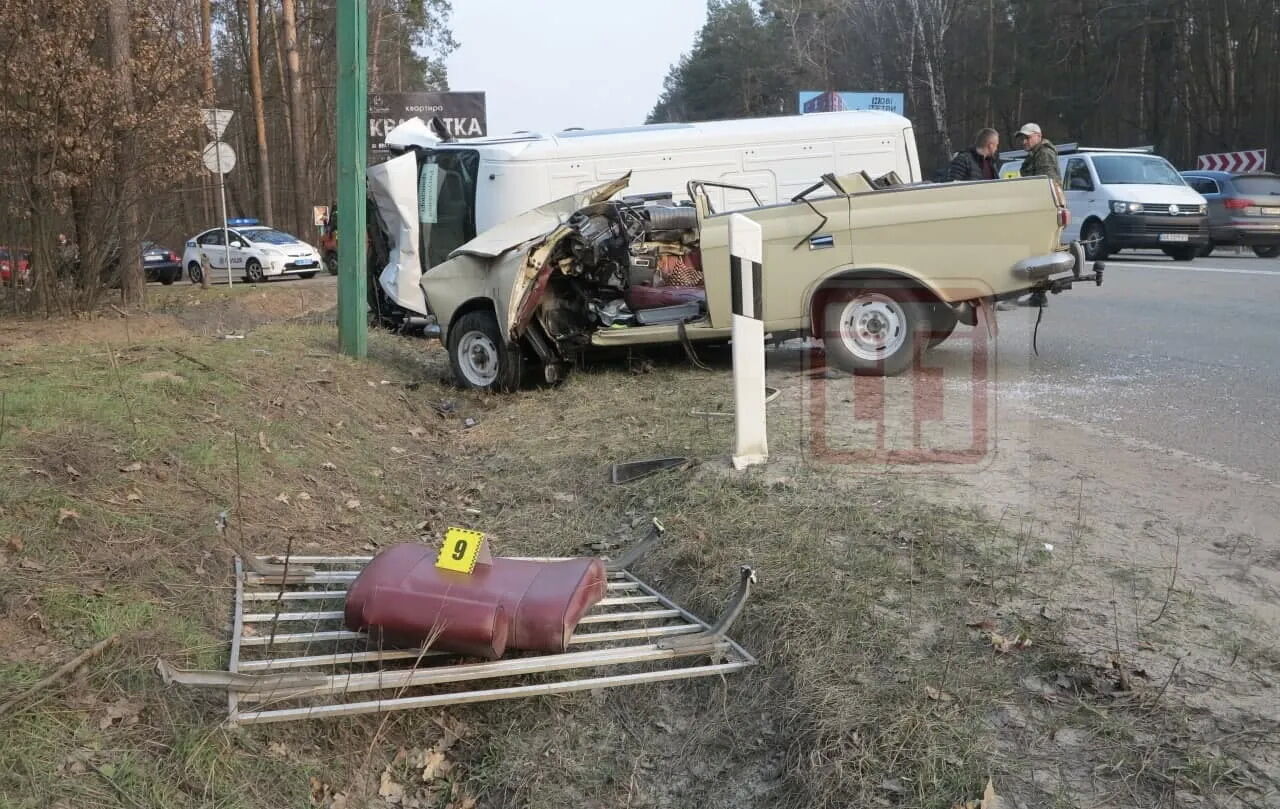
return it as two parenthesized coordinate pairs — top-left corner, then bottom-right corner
(1016, 123), (1060, 184)
(1016, 123), (1060, 308)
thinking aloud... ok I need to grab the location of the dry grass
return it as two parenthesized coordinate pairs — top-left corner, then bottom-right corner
(0, 290), (1265, 809)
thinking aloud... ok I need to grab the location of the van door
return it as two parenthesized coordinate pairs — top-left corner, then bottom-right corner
(1061, 157), (1095, 242)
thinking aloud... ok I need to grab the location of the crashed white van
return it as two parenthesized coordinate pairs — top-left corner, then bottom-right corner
(372, 110), (922, 279)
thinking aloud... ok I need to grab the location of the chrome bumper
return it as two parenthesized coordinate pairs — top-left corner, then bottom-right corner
(1011, 247), (1077, 281)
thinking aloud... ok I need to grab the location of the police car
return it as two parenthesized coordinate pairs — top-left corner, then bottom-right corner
(182, 219), (324, 283)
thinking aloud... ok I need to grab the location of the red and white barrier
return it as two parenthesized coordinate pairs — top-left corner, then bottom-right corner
(1196, 150), (1267, 172)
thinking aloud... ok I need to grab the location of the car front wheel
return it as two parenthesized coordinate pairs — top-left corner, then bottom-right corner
(325, 251), (339, 275)
(447, 310), (523, 392)
(1253, 245), (1280, 259)
(1081, 221), (1109, 261)
(821, 286), (926, 376)
(245, 259), (265, 283)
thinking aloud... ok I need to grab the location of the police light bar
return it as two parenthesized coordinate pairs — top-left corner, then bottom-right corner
(228, 217), (260, 226)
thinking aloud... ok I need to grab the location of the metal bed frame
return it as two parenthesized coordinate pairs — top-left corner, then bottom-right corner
(177, 553), (757, 725)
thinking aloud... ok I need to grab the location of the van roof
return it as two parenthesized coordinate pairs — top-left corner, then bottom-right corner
(434, 110), (910, 161)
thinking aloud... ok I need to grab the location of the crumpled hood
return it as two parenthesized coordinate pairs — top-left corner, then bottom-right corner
(449, 173), (632, 260)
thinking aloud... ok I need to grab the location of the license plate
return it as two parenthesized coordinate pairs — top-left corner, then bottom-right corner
(293, 260), (316, 268)
(1262, 208), (1280, 217)
(1159, 233), (1189, 243)
(144, 255), (162, 262)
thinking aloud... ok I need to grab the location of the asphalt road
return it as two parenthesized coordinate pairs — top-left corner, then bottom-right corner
(991, 249), (1280, 481)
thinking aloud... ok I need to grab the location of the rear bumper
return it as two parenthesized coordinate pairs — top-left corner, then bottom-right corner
(1105, 212), (1209, 248)
(1209, 220), (1280, 246)
(1012, 250), (1076, 281)
(144, 262), (183, 282)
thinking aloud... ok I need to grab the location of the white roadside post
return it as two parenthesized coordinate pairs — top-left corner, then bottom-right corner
(201, 108), (236, 289)
(729, 214), (767, 470)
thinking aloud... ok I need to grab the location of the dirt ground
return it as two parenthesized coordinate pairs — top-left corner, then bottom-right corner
(1, 288), (1276, 809)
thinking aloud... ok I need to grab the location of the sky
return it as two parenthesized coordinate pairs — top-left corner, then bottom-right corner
(445, 0), (709, 137)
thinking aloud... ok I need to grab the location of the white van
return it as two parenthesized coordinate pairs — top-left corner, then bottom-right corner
(1003, 146), (1208, 261)
(379, 111), (922, 271)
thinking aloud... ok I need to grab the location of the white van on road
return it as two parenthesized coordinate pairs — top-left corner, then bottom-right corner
(369, 110), (923, 328)
(1001, 147), (1208, 261)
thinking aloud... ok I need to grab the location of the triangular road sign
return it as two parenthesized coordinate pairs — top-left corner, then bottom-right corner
(201, 108), (234, 139)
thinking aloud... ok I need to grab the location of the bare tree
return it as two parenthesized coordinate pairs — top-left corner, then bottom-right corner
(280, 0), (310, 236)
(247, 0), (274, 223)
(107, 0), (143, 305)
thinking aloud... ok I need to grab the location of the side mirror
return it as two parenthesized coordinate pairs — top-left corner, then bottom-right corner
(1068, 177), (1091, 192)
(231, 240), (245, 248)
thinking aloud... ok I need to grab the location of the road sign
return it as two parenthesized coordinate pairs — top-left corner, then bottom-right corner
(313, 205), (329, 227)
(202, 141), (236, 174)
(798, 91), (905, 115)
(1196, 149), (1267, 172)
(201, 108), (234, 139)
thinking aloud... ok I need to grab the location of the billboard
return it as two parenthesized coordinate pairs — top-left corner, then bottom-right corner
(367, 91), (487, 159)
(799, 91), (905, 116)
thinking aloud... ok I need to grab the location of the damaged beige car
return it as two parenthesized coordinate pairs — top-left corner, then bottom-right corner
(366, 160), (1102, 391)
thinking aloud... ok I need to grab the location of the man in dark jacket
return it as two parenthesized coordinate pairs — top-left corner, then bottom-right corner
(947, 128), (1000, 181)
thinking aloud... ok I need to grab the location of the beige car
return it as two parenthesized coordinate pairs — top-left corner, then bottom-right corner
(386, 171), (1099, 391)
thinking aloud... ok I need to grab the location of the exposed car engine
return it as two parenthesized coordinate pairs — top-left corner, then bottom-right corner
(535, 196), (704, 345)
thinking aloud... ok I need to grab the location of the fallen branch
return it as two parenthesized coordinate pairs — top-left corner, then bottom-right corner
(0, 635), (120, 716)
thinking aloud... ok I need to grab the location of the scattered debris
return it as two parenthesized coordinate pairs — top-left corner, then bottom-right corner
(321, 461), (337, 471)
(65, 464), (81, 479)
(118, 462), (143, 473)
(463, 417), (478, 429)
(258, 431), (272, 453)
(433, 400), (457, 416)
(924, 685), (954, 703)
(610, 456), (691, 484)
(0, 635), (120, 716)
(951, 778), (1006, 809)
(57, 508), (80, 525)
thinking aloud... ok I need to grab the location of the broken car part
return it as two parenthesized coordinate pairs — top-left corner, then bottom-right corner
(344, 545), (607, 656)
(610, 457), (692, 484)
(188, 553), (757, 724)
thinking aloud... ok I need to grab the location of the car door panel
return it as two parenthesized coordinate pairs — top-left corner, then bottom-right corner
(697, 195), (853, 330)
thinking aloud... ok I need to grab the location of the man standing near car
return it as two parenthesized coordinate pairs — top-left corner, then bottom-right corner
(1016, 123), (1060, 307)
(947, 128), (1000, 181)
(1016, 123), (1060, 184)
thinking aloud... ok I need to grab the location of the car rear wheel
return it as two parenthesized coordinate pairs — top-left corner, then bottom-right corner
(821, 286), (927, 376)
(245, 259), (265, 283)
(1081, 221), (1109, 261)
(187, 262), (203, 284)
(325, 251), (339, 275)
(447, 310), (523, 392)
(1253, 245), (1280, 259)
(1161, 246), (1197, 262)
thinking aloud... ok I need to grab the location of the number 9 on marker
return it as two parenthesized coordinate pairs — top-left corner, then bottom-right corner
(436, 527), (485, 574)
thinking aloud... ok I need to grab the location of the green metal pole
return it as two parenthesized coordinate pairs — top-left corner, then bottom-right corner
(336, 0), (368, 358)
